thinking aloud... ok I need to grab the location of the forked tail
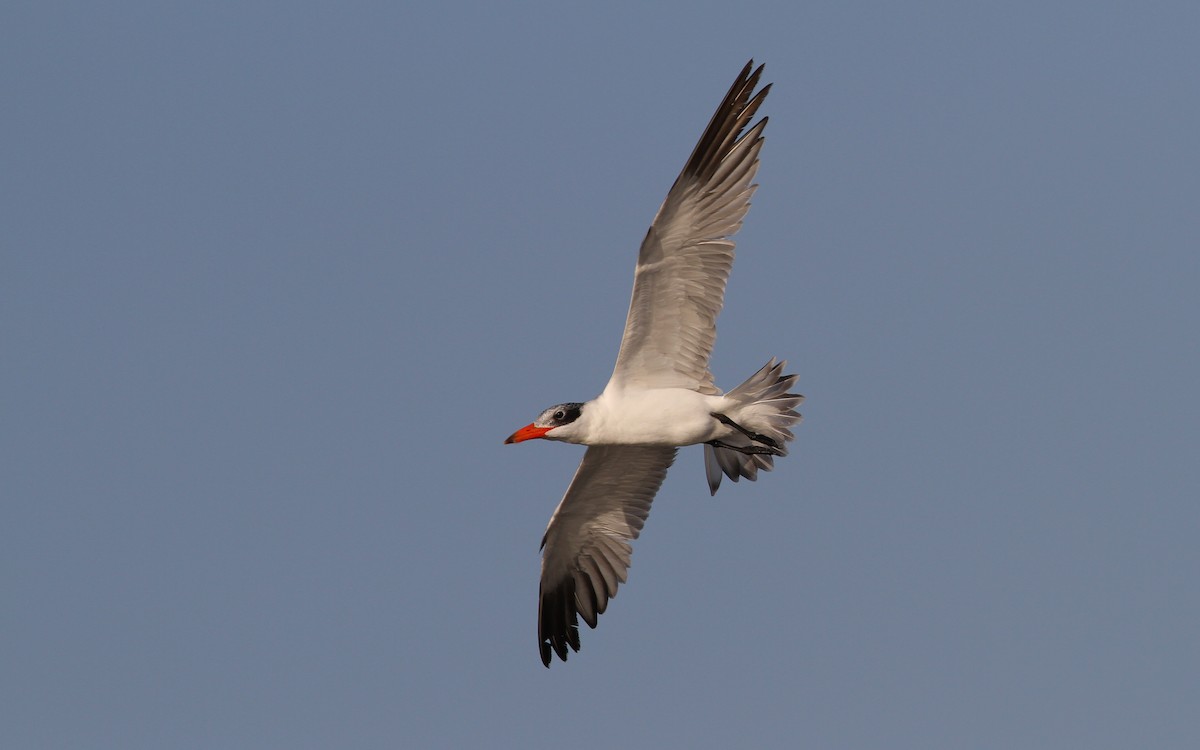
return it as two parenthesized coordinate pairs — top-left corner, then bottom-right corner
(704, 358), (803, 495)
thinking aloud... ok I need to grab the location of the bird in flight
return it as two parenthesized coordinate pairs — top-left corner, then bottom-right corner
(506, 61), (803, 667)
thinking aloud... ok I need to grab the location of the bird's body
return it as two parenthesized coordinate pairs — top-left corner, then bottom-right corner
(506, 61), (803, 666)
(551, 387), (730, 446)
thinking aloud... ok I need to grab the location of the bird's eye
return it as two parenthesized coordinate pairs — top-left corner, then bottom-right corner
(553, 411), (565, 421)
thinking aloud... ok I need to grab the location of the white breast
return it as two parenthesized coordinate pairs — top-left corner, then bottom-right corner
(581, 387), (731, 446)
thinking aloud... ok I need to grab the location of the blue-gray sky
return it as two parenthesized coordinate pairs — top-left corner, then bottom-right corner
(3, 2), (1198, 748)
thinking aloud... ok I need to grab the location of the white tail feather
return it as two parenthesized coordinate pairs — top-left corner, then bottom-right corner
(704, 358), (803, 495)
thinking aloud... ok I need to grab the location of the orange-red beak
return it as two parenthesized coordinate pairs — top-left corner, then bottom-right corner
(504, 424), (552, 444)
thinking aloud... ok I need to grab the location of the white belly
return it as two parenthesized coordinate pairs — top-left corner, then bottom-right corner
(585, 387), (731, 446)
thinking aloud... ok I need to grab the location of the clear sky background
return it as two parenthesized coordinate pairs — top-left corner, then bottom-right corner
(3, 2), (1197, 748)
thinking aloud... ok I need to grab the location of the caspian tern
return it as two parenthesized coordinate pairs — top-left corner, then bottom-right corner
(506, 61), (803, 667)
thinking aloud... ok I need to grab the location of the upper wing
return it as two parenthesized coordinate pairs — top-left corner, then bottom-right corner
(538, 445), (677, 666)
(608, 61), (771, 394)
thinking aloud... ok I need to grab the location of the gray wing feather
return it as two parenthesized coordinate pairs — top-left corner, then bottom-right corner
(608, 61), (771, 393)
(538, 445), (676, 666)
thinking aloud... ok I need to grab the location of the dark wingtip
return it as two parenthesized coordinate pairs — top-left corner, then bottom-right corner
(538, 576), (582, 667)
(677, 59), (772, 183)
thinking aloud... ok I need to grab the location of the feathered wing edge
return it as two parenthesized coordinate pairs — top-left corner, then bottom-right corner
(538, 446), (677, 666)
(609, 61), (771, 394)
(675, 60), (770, 191)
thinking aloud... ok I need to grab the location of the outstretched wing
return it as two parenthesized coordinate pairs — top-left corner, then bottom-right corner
(608, 61), (770, 394)
(538, 445), (677, 666)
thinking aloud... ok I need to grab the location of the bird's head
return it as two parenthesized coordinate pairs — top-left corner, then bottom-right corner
(505, 402), (585, 444)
